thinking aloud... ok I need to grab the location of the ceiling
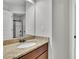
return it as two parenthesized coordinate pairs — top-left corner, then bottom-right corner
(3, 0), (27, 12)
(3, 0), (26, 6)
(3, 0), (41, 12)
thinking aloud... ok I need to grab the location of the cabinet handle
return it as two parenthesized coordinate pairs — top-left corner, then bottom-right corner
(74, 35), (76, 39)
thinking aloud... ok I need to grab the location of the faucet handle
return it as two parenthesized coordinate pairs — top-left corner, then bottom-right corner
(19, 39), (26, 43)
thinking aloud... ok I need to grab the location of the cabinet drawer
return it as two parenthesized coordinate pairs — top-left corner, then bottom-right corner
(37, 51), (48, 59)
(19, 43), (48, 59)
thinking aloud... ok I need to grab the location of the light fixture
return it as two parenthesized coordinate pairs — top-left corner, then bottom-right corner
(26, 0), (34, 4)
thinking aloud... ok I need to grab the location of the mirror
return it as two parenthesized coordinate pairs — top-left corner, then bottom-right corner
(13, 13), (26, 38)
(3, 0), (36, 40)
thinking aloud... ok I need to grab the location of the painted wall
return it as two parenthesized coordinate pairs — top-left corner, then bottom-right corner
(3, 10), (13, 40)
(51, 0), (75, 59)
(36, 0), (52, 37)
(69, 0), (76, 59)
(25, 0), (52, 36)
(26, 5), (35, 35)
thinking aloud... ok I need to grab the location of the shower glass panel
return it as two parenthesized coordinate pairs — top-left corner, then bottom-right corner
(13, 14), (25, 38)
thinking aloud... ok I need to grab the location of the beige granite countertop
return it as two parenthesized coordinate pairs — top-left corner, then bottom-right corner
(3, 37), (48, 59)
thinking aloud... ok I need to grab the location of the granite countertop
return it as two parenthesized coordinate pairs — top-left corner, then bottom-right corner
(3, 37), (48, 59)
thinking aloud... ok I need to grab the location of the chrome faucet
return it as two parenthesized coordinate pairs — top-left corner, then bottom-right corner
(19, 37), (26, 43)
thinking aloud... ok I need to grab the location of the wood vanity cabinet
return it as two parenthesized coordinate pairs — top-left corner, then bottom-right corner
(19, 43), (48, 59)
(37, 51), (48, 59)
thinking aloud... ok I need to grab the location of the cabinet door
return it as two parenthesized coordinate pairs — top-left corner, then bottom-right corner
(19, 43), (48, 59)
(37, 51), (48, 59)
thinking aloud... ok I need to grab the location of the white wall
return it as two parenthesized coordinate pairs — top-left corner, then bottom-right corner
(52, 0), (70, 58)
(3, 10), (13, 40)
(11, 5), (26, 13)
(26, 5), (35, 35)
(51, 0), (75, 59)
(25, 0), (52, 37)
(36, 0), (52, 37)
(69, 0), (76, 59)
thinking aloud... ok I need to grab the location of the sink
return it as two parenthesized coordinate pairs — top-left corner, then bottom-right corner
(17, 42), (36, 48)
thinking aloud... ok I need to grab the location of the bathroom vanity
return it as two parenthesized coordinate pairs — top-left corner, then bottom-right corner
(19, 43), (48, 59)
(3, 37), (48, 59)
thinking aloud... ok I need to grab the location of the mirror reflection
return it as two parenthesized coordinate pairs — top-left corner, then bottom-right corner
(3, 0), (36, 40)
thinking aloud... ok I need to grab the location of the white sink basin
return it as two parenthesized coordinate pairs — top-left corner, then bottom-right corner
(17, 42), (36, 48)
